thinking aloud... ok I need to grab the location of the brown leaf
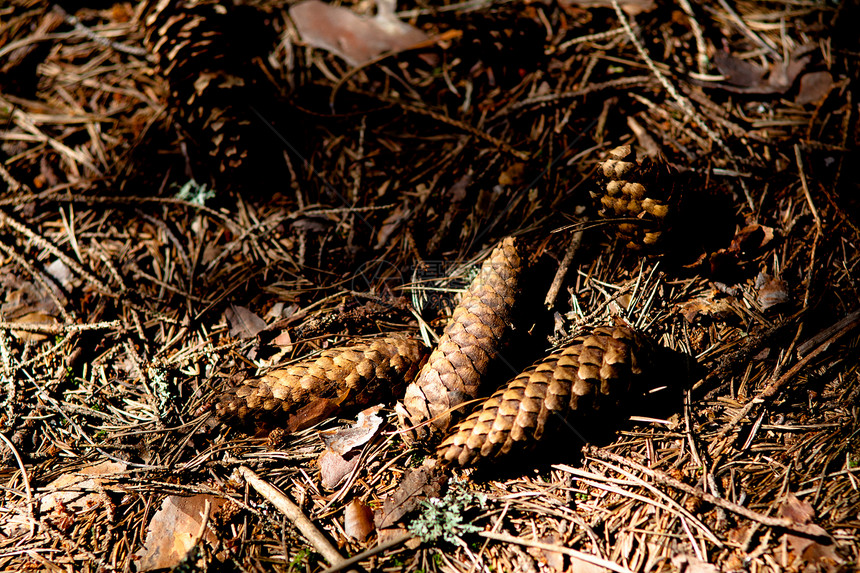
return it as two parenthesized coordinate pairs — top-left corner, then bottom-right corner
(778, 494), (844, 570)
(290, 0), (429, 67)
(796, 71), (833, 105)
(9, 311), (58, 342)
(225, 304), (266, 339)
(319, 404), (384, 455)
(755, 273), (790, 310)
(728, 224), (775, 255)
(319, 449), (361, 490)
(711, 48), (814, 94)
(670, 554), (719, 573)
(679, 293), (735, 323)
(526, 535), (565, 572)
(375, 459), (445, 528)
(344, 499), (375, 542)
(136, 494), (226, 572)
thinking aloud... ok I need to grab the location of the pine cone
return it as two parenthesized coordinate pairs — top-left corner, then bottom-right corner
(592, 145), (674, 249)
(437, 326), (653, 468)
(397, 237), (522, 441)
(216, 335), (425, 430)
(141, 0), (283, 176)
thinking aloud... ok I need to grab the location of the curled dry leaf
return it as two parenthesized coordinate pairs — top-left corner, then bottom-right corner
(397, 236), (522, 441)
(344, 499), (375, 542)
(712, 47), (813, 95)
(290, 0), (429, 67)
(318, 405), (385, 490)
(375, 459), (446, 529)
(216, 335), (424, 431)
(136, 494), (227, 572)
(437, 326), (653, 468)
(755, 273), (790, 310)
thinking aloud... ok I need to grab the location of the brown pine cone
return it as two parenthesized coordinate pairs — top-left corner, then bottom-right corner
(141, 0), (283, 176)
(397, 237), (522, 441)
(592, 145), (674, 249)
(216, 335), (425, 431)
(437, 326), (653, 468)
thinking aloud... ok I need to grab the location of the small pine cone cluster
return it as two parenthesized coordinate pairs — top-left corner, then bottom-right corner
(437, 326), (653, 468)
(592, 145), (673, 249)
(397, 237), (522, 440)
(216, 335), (425, 429)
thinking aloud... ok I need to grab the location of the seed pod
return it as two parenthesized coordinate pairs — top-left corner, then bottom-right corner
(437, 326), (653, 468)
(592, 145), (673, 249)
(397, 237), (522, 441)
(216, 335), (425, 430)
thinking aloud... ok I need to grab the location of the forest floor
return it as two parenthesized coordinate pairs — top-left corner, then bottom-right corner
(0, 1), (858, 572)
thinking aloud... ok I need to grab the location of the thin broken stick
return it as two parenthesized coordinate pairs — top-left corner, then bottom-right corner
(238, 466), (347, 567)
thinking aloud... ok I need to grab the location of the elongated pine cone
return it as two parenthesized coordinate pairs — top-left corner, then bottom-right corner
(397, 237), (522, 440)
(437, 326), (653, 467)
(592, 145), (674, 249)
(216, 335), (425, 430)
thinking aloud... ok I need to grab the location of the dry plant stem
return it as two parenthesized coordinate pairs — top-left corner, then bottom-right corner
(319, 533), (414, 573)
(794, 144), (822, 229)
(479, 531), (634, 573)
(710, 311), (860, 461)
(545, 218), (587, 308)
(399, 237), (522, 439)
(0, 320), (121, 334)
(0, 432), (35, 537)
(238, 466), (347, 567)
(586, 447), (831, 538)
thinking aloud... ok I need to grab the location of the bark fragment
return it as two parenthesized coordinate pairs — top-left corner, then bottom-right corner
(437, 326), (653, 467)
(216, 335), (425, 430)
(397, 237), (522, 441)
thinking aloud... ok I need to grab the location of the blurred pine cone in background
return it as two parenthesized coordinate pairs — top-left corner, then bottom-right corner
(141, 0), (291, 183)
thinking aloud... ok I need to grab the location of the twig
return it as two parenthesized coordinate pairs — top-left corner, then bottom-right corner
(675, 0), (708, 74)
(320, 533), (414, 573)
(479, 531), (635, 573)
(545, 217), (588, 308)
(709, 311), (860, 460)
(238, 466), (347, 567)
(586, 447), (832, 539)
(0, 320), (121, 334)
(0, 432), (35, 537)
(794, 144), (822, 229)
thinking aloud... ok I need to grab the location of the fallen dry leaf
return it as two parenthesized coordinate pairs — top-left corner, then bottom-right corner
(8, 310), (58, 342)
(375, 459), (445, 529)
(344, 498), (375, 542)
(679, 292), (735, 323)
(290, 0), (429, 67)
(778, 494), (844, 571)
(319, 404), (384, 455)
(319, 449), (361, 490)
(135, 494), (226, 572)
(755, 272), (790, 310)
(225, 304), (267, 339)
(670, 554), (719, 573)
(712, 47), (814, 94)
(796, 71), (834, 105)
(318, 405), (385, 489)
(0, 461), (127, 537)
